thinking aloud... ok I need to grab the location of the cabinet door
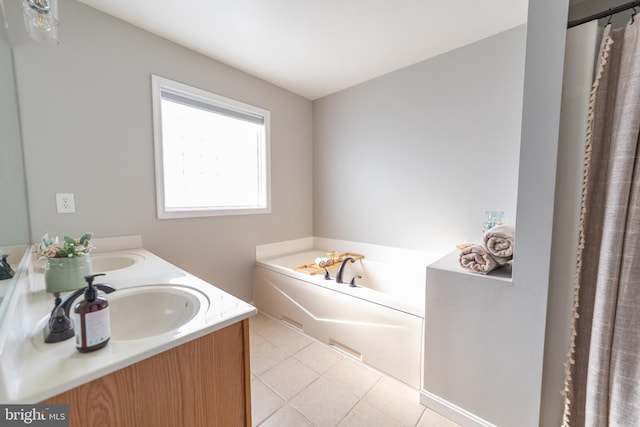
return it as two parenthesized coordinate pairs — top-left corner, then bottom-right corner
(43, 320), (251, 427)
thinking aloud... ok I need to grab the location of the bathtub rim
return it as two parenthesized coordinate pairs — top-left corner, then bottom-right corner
(254, 258), (425, 318)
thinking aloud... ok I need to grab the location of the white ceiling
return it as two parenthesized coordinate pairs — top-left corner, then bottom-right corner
(77, 0), (528, 100)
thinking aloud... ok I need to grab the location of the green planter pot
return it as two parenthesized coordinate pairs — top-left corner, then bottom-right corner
(45, 256), (92, 293)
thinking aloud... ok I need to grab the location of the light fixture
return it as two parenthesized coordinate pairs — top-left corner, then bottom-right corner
(22, 0), (59, 45)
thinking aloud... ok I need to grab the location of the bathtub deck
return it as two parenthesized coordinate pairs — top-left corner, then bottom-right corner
(293, 252), (364, 276)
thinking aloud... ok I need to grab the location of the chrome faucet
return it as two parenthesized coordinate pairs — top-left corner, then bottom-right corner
(335, 256), (356, 284)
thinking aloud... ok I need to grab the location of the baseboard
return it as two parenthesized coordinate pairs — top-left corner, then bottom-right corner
(420, 389), (497, 427)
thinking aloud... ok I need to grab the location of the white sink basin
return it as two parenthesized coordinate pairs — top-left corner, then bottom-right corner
(90, 253), (145, 273)
(31, 284), (210, 354)
(109, 285), (208, 341)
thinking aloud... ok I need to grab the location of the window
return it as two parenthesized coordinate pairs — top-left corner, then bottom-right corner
(151, 75), (270, 218)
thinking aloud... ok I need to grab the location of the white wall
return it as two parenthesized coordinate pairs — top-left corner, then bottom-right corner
(9, 0), (313, 301)
(541, 22), (599, 427)
(517, 0), (570, 425)
(312, 26), (526, 253)
(0, 7), (30, 246)
(424, 257), (525, 426)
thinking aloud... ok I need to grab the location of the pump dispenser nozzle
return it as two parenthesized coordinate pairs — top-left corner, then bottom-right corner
(84, 273), (106, 301)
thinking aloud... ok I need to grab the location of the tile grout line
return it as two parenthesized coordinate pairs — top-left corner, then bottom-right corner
(253, 376), (316, 427)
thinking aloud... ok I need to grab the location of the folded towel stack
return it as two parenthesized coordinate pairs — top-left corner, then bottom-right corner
(458, 225), (515, 275)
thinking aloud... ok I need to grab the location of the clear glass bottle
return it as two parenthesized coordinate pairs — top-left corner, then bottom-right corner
(482, 211), (504, 233)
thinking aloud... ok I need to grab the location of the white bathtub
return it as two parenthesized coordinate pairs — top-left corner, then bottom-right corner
(253, 238), (443, 389)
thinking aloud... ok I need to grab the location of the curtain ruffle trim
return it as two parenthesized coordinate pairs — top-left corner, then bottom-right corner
(560, 33), (614, 427)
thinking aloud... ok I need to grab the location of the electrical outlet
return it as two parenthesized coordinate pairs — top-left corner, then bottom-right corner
(56, 193), (75, 213)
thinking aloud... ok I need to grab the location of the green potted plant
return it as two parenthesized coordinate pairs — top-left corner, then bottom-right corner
(38, 232), (94, 294)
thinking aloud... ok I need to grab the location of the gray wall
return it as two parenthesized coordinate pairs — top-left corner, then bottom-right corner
(313, 26), (526, 253)
(10, 0), (313, 301)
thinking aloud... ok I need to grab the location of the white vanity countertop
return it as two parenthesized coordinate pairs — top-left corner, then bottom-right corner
(0, 247), (256, 403)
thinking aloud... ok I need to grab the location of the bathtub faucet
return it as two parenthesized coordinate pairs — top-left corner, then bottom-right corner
(335, 256), (356, 284)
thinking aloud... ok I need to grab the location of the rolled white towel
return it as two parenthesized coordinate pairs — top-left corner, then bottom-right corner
(458, 244), (499, 275)
(483, 224), (515, 263)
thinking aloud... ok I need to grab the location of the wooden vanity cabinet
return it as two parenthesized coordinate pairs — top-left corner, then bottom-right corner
(42, 319), (252, 427)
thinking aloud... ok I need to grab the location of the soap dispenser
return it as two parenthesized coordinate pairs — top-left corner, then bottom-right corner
(73, 273), (111, 352)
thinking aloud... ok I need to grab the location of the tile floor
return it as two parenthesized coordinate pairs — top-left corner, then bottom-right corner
(249, 312), (461, 427)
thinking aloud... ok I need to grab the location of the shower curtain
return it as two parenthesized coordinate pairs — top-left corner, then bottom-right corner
(563, 19), (640, 427)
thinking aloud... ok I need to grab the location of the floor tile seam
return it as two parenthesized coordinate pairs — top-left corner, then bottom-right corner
(258, 360), (322, 404)
(251, 395), (285, 426)
(258, 353), (322, 388)
(256, 328), (315, 355)
(250, 357), (288, 378)
(272, 340), (314, 356)
(334, 401), (356, 427)
(325, 353), (421, 401)
(409, 405), (427, 427)
(282, 403), (318, 427)
(357, 375), (428, 425)
(333, 393), (410, 427)
(252, 376), (288, 413)
(288, 374), (340, 407)
(414, 409), (429, 427)
(291, 350), (345, 376)
(358, 361), (423, 396)
(257, 353), (293, 378)
(255, 373), (292, 403)
(256, 403), (318, 427)
(319, 365), (382, 402)
(335, 399), (389, 427)
(337, 397), (425, 427)
(252, 376), (286, 404)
